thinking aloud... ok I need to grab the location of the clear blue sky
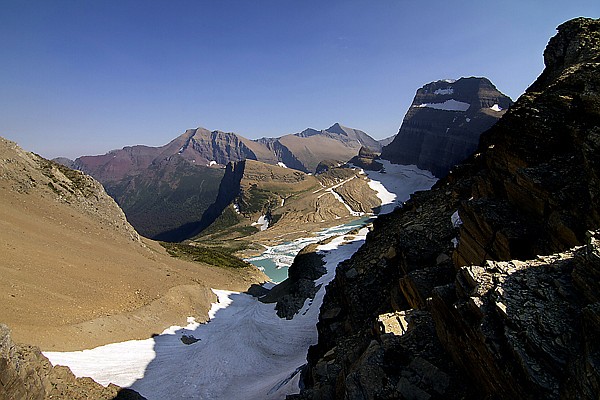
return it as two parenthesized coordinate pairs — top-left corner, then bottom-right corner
(1, 1), (598, 159)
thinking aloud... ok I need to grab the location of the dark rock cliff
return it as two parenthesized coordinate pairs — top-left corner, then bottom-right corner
(292, 17), (600, 400)
(381, 77), (512, 177)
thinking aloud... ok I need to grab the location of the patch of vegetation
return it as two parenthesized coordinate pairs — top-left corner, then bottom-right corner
(160, 242), (251, 269)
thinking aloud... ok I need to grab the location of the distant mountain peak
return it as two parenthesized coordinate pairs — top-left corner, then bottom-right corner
(381, 76), (513, 177)
(326, 122), (347, 134)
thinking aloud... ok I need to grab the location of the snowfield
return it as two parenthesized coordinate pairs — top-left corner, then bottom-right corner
(415, 99), (471, 111)
(356, 160), (437, 214)
(44, 161), (437, 399)
(45, 228), (369, 399)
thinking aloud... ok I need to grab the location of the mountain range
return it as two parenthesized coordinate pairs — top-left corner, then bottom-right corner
(62, 123), (384, 241)
(63, 78), (510, 243)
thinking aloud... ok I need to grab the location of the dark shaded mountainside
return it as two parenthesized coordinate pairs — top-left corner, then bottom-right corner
(381, 77), (513, 177)
(190, 158), (382, 248)
(68, 123), (380, 240)
(291, 17), (600, 400)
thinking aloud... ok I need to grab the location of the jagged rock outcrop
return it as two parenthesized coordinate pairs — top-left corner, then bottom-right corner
(0, 324), (145, 400)
(293, 17), (600, 400)
(259, 244), (326, 319)
(347, 146), (384, 171)
(381, 77), (512, 177)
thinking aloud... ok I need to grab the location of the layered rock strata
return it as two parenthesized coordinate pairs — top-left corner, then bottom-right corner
(381, 77), (512, 177)
(292, 17), (600, 400)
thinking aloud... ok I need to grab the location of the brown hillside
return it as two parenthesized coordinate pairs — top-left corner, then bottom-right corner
(0, 137), (265, 351)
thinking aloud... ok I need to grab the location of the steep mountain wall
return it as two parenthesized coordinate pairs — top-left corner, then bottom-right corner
(292, 17), (600, 400)
(381, 77), (512, 177)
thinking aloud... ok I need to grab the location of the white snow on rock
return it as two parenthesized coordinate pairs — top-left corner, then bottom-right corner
(207, 160), (217, 167)
(415, 99), (470, 112)
(45, 228), (370, 400)
(233, 203), (241, 214)
(490, 104), (503, 112)
(451, 210), (463, 228)
(277, 162), (288, 168)
(252, 215), (270, 231)
(434, 88), (454, 95)
(466, 117), (471, 122)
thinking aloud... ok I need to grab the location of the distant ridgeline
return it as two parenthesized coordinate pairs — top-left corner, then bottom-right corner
(61, 123), (386, 241)
(58, 77), (514, 241)
(381, 77), (513, 177)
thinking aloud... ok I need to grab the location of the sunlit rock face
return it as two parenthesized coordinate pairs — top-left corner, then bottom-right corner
(381, 77), (512, 177)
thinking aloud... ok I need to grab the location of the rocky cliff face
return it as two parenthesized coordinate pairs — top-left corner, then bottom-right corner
(0, 325), (144, 400)
(292, 17), (600, 400)
(381, 77), (512, 177)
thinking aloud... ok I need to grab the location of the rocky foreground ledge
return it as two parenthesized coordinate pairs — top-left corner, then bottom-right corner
(291, 17), (600, 400)
(0, 324), (145, 400)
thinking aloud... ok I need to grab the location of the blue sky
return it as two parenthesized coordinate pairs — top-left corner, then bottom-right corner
(1, 1), (598, 159)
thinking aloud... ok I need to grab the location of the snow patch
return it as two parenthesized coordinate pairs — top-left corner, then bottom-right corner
(45, 226), (370, 400)
(233, 203), (240, 214)
(451, 210), (463, 228)
(466, 117), (471, 122)
(252, 215), (269, 231)
(434, 88), (454, 95)
(490, 104), (503, 112)
(354, 160), (437, 214)
(415, 99), (470, 112)
(207, 160), (217, 167)
(277, 162), (288, 168)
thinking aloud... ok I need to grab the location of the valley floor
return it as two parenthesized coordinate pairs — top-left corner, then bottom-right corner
(43, 162), (437, 398)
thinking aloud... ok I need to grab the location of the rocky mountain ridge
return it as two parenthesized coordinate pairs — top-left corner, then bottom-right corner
(69, 123), (380, 240)
(381, 76), (513, 177)
(291, 17), (600, 400)
(191, 159), (383, 252)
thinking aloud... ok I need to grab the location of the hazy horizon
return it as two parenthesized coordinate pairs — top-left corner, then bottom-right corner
(1, 1), (599, 159)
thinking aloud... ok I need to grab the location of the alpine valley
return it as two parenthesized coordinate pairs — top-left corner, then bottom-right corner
(1, 16), (599, 400)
